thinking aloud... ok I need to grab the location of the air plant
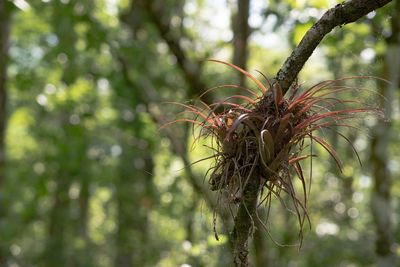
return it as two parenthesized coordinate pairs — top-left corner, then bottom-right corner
(164, 59), (383, 243)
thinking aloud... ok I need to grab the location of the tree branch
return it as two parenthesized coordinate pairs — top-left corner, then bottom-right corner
(274, 0), (393, 95)
(137, 0), (207, 100)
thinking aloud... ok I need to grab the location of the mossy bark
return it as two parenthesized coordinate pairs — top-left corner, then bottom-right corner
(232, 175), (260, 267)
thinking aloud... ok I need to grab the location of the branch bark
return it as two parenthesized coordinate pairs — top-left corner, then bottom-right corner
(273, 0), (393, 95)
(232, 174), (260, 267)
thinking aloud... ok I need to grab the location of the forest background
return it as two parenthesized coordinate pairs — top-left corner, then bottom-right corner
(0, 0), (399, 266)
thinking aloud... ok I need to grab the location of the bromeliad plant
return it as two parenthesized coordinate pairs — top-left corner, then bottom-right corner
(160, 1), (392, 266)
(165, 59), (382, 240)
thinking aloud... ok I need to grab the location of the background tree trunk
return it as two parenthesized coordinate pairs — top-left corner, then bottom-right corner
(232, 0), (250, 88)
(115, 145), (154, 267)
(46, 176), (70, 267)
(370, 2), (400, 266)
(0, 1), (10, 263)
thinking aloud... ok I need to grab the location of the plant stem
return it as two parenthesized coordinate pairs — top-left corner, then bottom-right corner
(232, 175), (260, 267)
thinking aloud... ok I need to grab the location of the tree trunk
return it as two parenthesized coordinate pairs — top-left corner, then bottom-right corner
(232, 0), (250, 87)
(370, 2), (400, 265)
(115, 140), (154, 267)
(0, 1), (10, 263)
(45, 119), (84, 267)
(46, 178), (70, 267)
(78, 176), (89, 238)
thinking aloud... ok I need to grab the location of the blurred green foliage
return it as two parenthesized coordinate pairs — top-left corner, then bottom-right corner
(0, 0), (398, 267)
